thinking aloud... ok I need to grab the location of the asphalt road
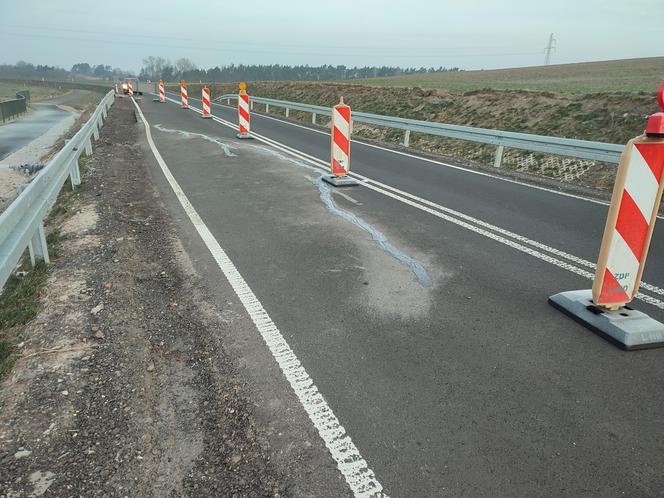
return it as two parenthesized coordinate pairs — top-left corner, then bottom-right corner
(0, 89), (89, 161)
(135, 94), (664, 497)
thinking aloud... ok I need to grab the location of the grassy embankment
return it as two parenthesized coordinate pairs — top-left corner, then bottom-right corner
(0, 81), (68, 103)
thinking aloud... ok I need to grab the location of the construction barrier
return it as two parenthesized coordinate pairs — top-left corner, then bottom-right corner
(127, 78), (133, 97)
(159, 80), (165, 103)
(322, 97), (357, 187)
(180, 80), (188, 109)
(549, 82), (664, 349)
(201, 86), (212, 119)
(236, 82), (252, 139)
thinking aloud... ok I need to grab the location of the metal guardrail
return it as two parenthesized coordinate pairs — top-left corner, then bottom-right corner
(0, 93), (27, 123)
(216, 94), (624, 165)
(0, 90), (115, 290)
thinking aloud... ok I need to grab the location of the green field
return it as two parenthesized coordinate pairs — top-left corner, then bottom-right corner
(347, 57), (664, 94)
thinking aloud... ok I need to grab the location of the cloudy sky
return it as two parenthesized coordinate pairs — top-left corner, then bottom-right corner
(1, 0), (662, 72)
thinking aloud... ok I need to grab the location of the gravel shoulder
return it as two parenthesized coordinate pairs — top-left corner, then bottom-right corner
(0, 99), (294, 496)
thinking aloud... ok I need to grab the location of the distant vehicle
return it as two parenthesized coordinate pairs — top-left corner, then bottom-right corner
(121, 78), (153, 96)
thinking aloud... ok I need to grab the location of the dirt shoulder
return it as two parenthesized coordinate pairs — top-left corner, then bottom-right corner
(0, 99), (288, 496)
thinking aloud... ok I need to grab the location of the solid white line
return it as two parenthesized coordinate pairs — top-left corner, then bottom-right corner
(162, 96), (664, 309)
(134, 98), (386, 497)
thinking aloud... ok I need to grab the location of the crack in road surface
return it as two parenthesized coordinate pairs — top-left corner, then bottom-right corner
(153, 124), (238, 157)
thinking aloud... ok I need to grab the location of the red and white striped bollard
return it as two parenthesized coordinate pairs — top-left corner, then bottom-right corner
(549, 82), (664, 349)
(159, 80), (165, 103)
(127, 78), (133, 97)
(180, 80), (188, 109)
(322, 97), (358, 187)
(201, 86), (212, 119)
(236, 82), (253, 139)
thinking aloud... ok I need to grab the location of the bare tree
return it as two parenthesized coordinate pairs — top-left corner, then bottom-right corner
(174, 57), (196, 75)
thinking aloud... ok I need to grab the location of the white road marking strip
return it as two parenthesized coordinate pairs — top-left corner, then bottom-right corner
(163, 96), (664, 309)
(134, 98), (386, 497)
(333, 190), (363, 205)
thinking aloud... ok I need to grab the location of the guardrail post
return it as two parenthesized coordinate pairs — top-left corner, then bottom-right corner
(85, 137), (93, 156)
(69, 156), (81, 188)
(403, 129), (411, 147)
(92, 120), (100, 141)
(312, 112), (317, 125)
(28, 222), (50, 266)
(101, 106), (107, 119)
(285, 107), (290, 118)
(265, 103), (270, 113)
(250, 101), (254, 111)
(494, 145), (505, 168)
(227, 97), (231, 105)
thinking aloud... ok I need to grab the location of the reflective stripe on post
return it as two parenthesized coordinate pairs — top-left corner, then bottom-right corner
(592, 140), (664, 308)
(331, 97), (351, 176)
(180, 80), (188, 108)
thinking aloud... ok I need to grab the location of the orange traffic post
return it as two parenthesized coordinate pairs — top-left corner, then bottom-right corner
(549, 82), (664, 350)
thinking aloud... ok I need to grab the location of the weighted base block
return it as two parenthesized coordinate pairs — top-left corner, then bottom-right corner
(321, 174), (358, 187)
(152, 98), (160, 102)
(201, 115), (212, 119)
(548, 289), (664, 350)
(236, 133), (254, 139)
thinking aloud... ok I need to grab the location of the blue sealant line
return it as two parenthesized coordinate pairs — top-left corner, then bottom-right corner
(257, 145), (433, 288)
(314, 177), (433, 288)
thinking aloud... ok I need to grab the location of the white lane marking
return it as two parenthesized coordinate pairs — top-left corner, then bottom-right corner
(333, 190), (363, 205)
(163, 96), (664, 310)
(133, 98), (386, 498)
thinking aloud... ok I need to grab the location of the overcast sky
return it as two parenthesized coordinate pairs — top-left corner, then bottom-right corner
(1, 0), (662, 72)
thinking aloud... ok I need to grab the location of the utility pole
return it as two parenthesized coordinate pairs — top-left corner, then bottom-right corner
(544, 33), (556, 65)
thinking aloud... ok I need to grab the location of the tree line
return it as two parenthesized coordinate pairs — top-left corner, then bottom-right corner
(0, 61), (131, 81)
(0, 58), (461, 83)
(139, 56), (461, 82)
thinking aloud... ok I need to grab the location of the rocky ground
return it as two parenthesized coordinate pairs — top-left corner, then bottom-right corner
(0, 99), (288, 496)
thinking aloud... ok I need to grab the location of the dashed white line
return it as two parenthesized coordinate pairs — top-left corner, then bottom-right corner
(133, 98), (386, 498)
